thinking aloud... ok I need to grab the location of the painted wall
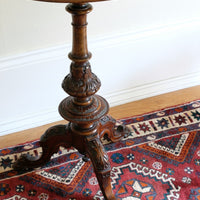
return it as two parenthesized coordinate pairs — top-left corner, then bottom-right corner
(1, 0), (200, 57)
(0, 0), (200, 136)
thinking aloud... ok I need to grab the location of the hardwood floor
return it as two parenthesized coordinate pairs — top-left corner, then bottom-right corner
(0, 85), (200, 149)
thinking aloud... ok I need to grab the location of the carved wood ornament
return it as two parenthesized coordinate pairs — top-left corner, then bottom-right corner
(13, 1), (130, 199)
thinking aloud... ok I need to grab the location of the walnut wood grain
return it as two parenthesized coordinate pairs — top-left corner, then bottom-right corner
(13, 2), (129, 200)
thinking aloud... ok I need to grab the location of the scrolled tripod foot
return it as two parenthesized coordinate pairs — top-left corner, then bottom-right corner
(85, 133), (117, 200)
(13, 124), (72, 171)
(96, 171), (118, 200)
(99, 115), (131, 143)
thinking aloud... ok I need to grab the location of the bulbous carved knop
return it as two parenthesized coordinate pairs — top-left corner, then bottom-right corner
(62, 62), (101, 97)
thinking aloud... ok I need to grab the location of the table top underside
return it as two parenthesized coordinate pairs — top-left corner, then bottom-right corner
(35, 0), (108, 3)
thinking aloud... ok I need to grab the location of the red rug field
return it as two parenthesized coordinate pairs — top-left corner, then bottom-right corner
(0, 100), (200, 199)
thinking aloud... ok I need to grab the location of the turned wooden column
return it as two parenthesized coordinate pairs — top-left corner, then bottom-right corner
(13, 1), (130, 200)
(59, 3), (108, 130)
(59, 4), (115, 199)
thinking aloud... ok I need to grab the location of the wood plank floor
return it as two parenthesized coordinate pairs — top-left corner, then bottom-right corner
(0, 85), (200, 149)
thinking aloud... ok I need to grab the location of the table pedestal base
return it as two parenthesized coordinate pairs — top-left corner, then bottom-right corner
(14, 114), (129, 199)
(13, 3), (130, 200)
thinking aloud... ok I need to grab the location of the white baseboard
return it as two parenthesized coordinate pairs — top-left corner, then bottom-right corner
(105, 72), (200, 107)
(0, 19), (200, 136)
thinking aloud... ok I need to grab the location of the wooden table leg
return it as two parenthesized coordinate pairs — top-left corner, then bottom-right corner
(13, 3), (130, 199)
(85, 132), (117, 200)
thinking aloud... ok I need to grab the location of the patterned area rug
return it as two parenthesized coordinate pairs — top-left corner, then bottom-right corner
(0, 100), (200, 200)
